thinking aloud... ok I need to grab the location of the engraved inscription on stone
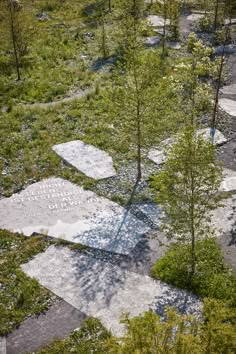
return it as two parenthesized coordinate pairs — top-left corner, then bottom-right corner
(0, 178), (151, 255)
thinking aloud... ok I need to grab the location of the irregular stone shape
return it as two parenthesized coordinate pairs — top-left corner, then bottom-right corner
(186, 14), (204, 22)
(0, 178), (151, 255)
(53, 140), (116, 180)
(0, 338), (6, 354)
(221, 83), (236, 96)
(148, 149), (166, 165)
(153, 28), (171, 36)
(145, 36), (160, 47)
(167, 41), (181, 50)
(215, 45), (236, 55)
(148, 129), (226, 165)
(6, 301), (86, 354)
(197, 128), (227, 145)
(219, 98), (236, 117)
(22, 246), (201, 336)
(220, 169), (236, 192)
(148, 15), (170, 27)
(211, 196), (236, 236)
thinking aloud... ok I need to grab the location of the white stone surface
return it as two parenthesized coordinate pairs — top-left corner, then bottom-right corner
(197, 128), (227, 145)
(148, 15), (170, 27)
(186, 14), (204, 22)
(53, 140), (116, 180)
(148, 129), (226, 165)
(220, 169), (236, 192)
(211, 196), (236, 236)
(219, 98), (236, 117)
(167, 41), (181, 50)
(0, 178), (151, 255)
(22, 245), (201, 336)
(145, 36), (160, 47)
(221, 84), (236, 95)
(0, 338), (6, 354)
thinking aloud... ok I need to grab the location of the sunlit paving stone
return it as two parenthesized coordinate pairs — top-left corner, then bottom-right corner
(22, 245), (201, 336)
(53, 140), (117, 180)
(0, 178), (152, 255)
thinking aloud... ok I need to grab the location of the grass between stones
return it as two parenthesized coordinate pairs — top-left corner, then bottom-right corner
(151, 238), (236, 306)
(0, 230), (53, 335)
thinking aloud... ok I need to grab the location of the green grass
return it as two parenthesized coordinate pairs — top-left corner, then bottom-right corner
(151, 238), (236, 305)
(0, 230), (53, 335)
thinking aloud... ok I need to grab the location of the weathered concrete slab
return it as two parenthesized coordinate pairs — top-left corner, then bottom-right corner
(219, 98), (236, 117)
(6, 300), (86, 354)
(148, 128), (226, 165)
(167, 41), (181, 50)
(186, 14), (204, 22)
(0, 338), (6, 354)
(211, 196), (236, 236)
(221, 83), (236, 96)
(0, 178), (151, 255)
(215, 45), (236, 55)
(53, 140), (116, 180)
(148, 15), (170, 27)
(22, 246), (201, 337)
(145, 36), (160, 47)
(220, 169), (236, 192)
(197, 128), (227, 145)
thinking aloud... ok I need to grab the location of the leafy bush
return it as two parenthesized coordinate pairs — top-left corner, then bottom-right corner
(151, 238), (236, 304)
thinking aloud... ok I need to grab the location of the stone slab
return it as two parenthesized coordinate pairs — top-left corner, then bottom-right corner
(197, 128), (227, 145)
(6, 300), (86, 354)
(220, 169), (236, 192)
(145, 36), (160, 47)
(186, 14), (204, 22)
(215, 45), (236, 55)
(148, 129), (226, 165)
(0, 178), (151, 255)
(148, 15), (170, 27)
(0, 338), (6, 354)
(219, 98), (236, 117)
(211, 196), (236, 236)
(22, 245), (201, 337)
(220, 84), (236, 96)
(167, 41), (181, 50)
(53, 140), (116, 180)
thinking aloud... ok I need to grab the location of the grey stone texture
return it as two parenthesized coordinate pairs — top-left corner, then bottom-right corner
(6, 300), (86, 354)
(186, 14), (204, 22)
(148, 128), (226, 165)
(22, 245), (201, 337)
(219, 98), (236, 117)
(220, 169), (236, 192)
(211, 196), (236, 236)
(0, 338), (6, 354)
(148, 15), (170, 27)
(221, 83), (236, 96)
(0, 178), (151, 255)
(53, 140), (116, 180)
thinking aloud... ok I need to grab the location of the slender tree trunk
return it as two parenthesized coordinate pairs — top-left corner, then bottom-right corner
(137, 103), (142, 181)
(214, 0), (219, 31)
(9, 2), (21, 80)
(211, 28), (229, 142)
(190, 136), (196, 278)
(162, 0), (167, 58)
(108, 0), (111, 12)
(101, 7), (107, 58)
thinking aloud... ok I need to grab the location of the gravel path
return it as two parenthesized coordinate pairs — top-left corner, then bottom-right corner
(21, 88), (92, 109)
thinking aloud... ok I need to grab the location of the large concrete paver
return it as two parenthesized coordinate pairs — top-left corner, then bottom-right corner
(21, 246), (201, 337)
(6, 300), (86, 354)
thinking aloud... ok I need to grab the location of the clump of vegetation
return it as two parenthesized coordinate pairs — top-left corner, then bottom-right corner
(0, 230), (52, 335)
(38, 317), (112, 354)
(151, 238), (236, 305)
(37, 300), (236, 353)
